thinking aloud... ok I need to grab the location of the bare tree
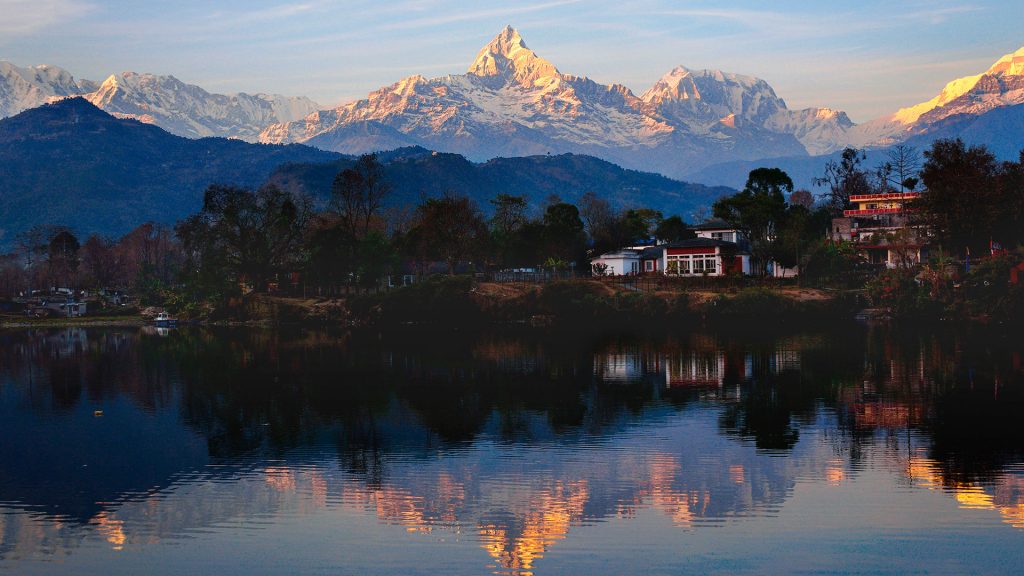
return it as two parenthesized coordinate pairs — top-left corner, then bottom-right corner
(579, 191), (614, 240)
(331, 154), (390, 239)
(887, 144), (921, 192)
(814, 148), (872, 216)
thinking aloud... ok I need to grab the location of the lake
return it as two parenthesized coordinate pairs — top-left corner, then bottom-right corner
(0, 324), (1022, 575)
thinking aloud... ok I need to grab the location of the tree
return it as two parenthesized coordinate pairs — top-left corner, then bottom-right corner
(47, 228), (80, 289)
(116, 223), (180, 290)
(775, 206), (831, 274)
(918, 138), (999, 254)
(814, 147), (872, 216)
(881, 144), (921, 192)
(788, 189), (815, 209)
(654, 215), (695, 243)
(405, 193), (488, 275)
(994, 151), (1024, 249)
(331, 154), (390, 239)
(80, 235), (117, 288)
(620, 208), (663, 242)
(176, 184), (310, 295)
(490, 194), (528, 237)
(13, 225), (50, 294)
(541, 202), (586, 266)
(490, 194), (529, 268)
(579, 192), (613, 238)
(579, 192), (624, 254)
(713, 168), (791, 276)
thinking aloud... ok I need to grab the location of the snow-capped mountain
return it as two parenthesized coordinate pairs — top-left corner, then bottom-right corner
(847, 46), (1024, 148)
(638, 66), (854, 155)
(6, 33), (1024, 182)
(0, 61), (96, 118)
(259, 26), (846, 178)
(84, 72), (321, 140)
(0, 61), (319, 141)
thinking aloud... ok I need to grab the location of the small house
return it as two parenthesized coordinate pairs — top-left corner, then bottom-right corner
(663, 238), (748, 277)
(591, 248), (643, 276)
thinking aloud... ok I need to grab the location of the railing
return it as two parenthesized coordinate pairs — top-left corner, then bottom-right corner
(843, 207), (908, 216)
(487, 270), (579, 283)
(848, 192), (921, 202)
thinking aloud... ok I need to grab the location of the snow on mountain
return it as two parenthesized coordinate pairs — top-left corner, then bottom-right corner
(0, 60), (320, 142)
(261, 26), (843, 178)
(8, 32), (1022, 181)
(845, 46), (1024, 149)
(84, 72), (320, 141)
(639, 66), (854, 155)
(0, 61), (92, 117)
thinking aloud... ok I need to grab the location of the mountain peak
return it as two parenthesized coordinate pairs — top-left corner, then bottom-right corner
(467, 26), (560, 87)
(641, 65), (773, 105)
(892, 46), (1024, 125)
(986, 46), (1024, 77)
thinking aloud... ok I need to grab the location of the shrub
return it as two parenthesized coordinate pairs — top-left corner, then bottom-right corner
(349, 275), (478, 325)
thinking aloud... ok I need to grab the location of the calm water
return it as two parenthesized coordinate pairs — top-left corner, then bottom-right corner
(0, 324), (1023, 575)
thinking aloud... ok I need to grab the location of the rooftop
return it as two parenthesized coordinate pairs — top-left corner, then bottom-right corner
(690, 218), (736, 231)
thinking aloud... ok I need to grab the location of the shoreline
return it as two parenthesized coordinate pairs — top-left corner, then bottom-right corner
(0, 315), (146, 329)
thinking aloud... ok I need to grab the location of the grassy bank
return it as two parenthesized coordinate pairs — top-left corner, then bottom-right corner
(346, 276), (862, 330)
(0, 314), (146, 329)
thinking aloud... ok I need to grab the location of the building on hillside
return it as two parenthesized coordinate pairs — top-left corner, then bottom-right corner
(831, 191), (926, 268)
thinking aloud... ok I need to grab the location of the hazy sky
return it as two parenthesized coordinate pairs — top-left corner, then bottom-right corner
(1, 0), (1021, 122)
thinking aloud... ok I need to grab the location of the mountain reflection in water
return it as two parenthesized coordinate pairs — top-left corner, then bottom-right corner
(0, 326), (1022, 575)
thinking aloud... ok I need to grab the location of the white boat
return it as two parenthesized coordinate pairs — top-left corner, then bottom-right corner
(154, 312), (177, 327)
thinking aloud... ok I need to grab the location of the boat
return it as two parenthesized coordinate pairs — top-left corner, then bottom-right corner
(154, 312), (178, 327)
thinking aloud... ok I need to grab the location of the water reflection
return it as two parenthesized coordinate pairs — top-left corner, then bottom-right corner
(0, 325), (1022, 574)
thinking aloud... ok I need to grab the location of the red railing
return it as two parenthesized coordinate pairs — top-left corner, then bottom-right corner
(848, 192), (921, 203)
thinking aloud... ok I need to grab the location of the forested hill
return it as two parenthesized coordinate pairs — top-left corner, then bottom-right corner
(0, 98), (339, 244)
(0, 99), (733, 247)
(269, 147), (734, 218)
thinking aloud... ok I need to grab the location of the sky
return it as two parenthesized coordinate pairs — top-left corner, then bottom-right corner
(1, 0), (1021, 122)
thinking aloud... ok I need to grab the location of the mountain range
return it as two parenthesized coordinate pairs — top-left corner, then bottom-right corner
(2, 27), (1023, 187)
(257, 26), (849, 179)
(0, 99), (730, 245)
(0, 61), (320, 141)
(257, 28), (1024, 181)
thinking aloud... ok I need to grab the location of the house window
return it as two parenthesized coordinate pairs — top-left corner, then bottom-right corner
(667, 260), (679, 275)
(645, 260), (654, 272)
(681, 253), (717, 274)
(711, 232), (723, 240)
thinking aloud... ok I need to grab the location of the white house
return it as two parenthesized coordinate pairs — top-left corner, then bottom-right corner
(691, 219), (796, 277)
(591, 248), (642, 276)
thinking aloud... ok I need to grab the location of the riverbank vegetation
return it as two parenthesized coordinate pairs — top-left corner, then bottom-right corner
(1, 138), (1022, 327)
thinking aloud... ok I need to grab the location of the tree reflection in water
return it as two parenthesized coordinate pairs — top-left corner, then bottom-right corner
(0, 324), (1021, 574)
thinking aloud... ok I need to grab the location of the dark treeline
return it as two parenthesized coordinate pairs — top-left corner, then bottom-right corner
(0, 222), (180, 305)
(2, 137), (1023, 321)
(0, 152), (701, 310)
